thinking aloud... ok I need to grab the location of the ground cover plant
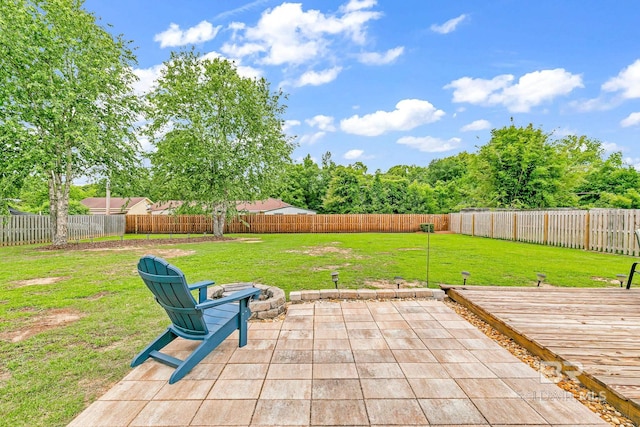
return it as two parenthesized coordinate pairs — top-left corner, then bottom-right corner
(0, 232), (637, 426)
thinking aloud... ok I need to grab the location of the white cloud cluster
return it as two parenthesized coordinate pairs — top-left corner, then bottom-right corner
(299, 132), (326, 145)
(340, 99), (445, 136)
(430, 14), (467, 34)
(461, 119), (491, 132)
(602, 59), (640, 99)
(154, 21), (221, 48)
(396, 136), (461, 153)
(295, 67), (343, 87)
(344, 149), (364, 159)
(306, 115), (336, 131)
(358, 47), (404, 65)
(621, 112), (640, 127)
(445, 69), (583, 112)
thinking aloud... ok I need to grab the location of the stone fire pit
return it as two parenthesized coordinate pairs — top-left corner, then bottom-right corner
(208, 282), (286, 320)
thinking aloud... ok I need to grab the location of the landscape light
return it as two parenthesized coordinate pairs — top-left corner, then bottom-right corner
(536, 273), (546, 287)
(394, 276), (404, 289)
(331, 271), (339, 289)
(461, 271), (470, 285)
(616, 274), (627, 288)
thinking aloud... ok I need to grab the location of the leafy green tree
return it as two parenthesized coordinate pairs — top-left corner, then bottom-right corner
(323, 165), (370, 213)
(0, 0), (141, 245)
(577, 152), (640, 208)
(469, 123), (567, 208)
(278, 155), (328, 212)
(146, 51), (295, 236)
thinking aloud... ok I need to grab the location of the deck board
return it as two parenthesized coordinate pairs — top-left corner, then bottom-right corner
(447, 286), (640, 425)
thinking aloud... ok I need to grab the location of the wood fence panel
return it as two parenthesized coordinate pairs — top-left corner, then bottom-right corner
(126, 214), (449, 234)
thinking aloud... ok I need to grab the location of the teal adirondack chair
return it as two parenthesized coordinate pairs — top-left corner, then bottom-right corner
(131, 255), (261, 383)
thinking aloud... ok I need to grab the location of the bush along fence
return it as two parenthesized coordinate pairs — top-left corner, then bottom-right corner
(450, 209), (640, 256)
(0, 215), (126, 246)
(126, 214), (449, 234)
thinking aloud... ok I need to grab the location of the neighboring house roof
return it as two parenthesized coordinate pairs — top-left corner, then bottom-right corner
(236, 198), (291, 213)
(80, 197), (152, 214)
(150, 200), (184, 214)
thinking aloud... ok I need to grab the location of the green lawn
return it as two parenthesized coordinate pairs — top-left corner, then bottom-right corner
(0, 232), (637, 426)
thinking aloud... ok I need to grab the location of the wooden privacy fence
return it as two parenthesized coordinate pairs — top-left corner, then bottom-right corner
(0, 215), (126, 246)
(450, 209), (640, 256)
(126, 214), (449, 234)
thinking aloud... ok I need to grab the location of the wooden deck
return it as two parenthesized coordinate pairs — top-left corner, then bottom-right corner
(446, 286), (640, 425)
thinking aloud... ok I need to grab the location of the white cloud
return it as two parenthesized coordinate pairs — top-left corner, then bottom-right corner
(602, 59), (640, 99)
(397, 136), (461, 153)
(306, 115), (336, 131)
(295, 67), (342, 87)
(229, 1), (381, 66)
(154, 21), (221, 48)
(624, 157), (640, 170)
(461, 119), (491, 132)
(299, 131), (326, 145)
(220, 42), (266, 58)
(340, 99), (445, 136)
(132, 64), (165, 95)
(283, 120), (301, 133)
(603, 142), (622, 152)
(445, 69), (583, 112)
(621, 112), (640, 127)
(358, 46), (404, 65)
(430, 14), (467, 34)
(344, 149), (364, 159)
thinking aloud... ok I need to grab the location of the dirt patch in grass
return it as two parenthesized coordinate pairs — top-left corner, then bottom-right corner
(0, 308), (84, 343)
(311, 263), (352, 272)
(12, 277), (68, 288)
(364, 279), (423, 289)
(286, 245), (363, 258)
(39, 235), (232, 251)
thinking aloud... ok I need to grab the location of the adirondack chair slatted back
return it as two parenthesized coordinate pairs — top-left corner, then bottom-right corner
(137, 255), (208, 336)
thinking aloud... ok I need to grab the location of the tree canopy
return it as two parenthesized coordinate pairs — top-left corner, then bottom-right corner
(0, 0), (141, 245)
(145, 50), (295, 236)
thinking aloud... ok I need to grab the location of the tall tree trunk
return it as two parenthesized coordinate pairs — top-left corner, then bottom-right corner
(212, 203), (227, 237)
(49, 170), (70, 247)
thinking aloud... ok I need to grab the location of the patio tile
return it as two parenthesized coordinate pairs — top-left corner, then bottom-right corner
(187, 362), (226, 380)
(455, 378), (520, 398)
(408, 378), (467, 398)
(152, 379), (214, 400)
(266, 363), (312, 379)
(249, 329), (281, 340)
(313, 328), (348, 339)
(249, 321), (283, 330)
(260, 379), (312, 400)
(376, 320), (411, 329)
(312, 379), (363, 400)
(349, 338), (389, 350)
(356, 362), (404, 378)
(228, 349), (274, 364)
(313, 363), (358, 379)
(524, 393), (608, 424)
(392, 349), (437, 363)
(251, 399), (311, 426)
(279, 329), (314, 340)
(421, 338), (465, 350)
(344, 313), (375, 322)
(458, 338), (504, 350)
(282, 319), (314, 330)
(442, 362), (498, 379)
(485, 362), (541, 378)
(123, 361), (175, 381)
(407, 320), (444, 330)
(68, 400), (148, 427)
(360, 378), (415, 399)
(313, 349), (354, 363)
(365, 399), (428, 425)
(311, 399), (368, 426)
(345, 321), (379, 330)
(191, 399), (256, 426)
(400, 363), (450, 379)
(219, 363), (269, 380)
(430, 348), (480, 364)
(313, 339), (351, 350)
(275, 338), (314, 350)
(201, 348), (235, 364)
(271, 350), (313, 364)
(471, 398), (548, 425)
(347, 328), (384, 339)
(98, 380), (164, 401)
(314, 315), (344, 323)
(447, 328), (487, 339)
(242, 339), (277, 351)
(418, 398), (488, 425)
(381, 329), (419, 339)
(438, 320), (476, 329)
(501, 378), (573, 400)
(130, 399), (201, 426)
(208, 379), (264, 399)
(470, 348), (520, 363)
(401, 312), (435, 321)
(385, 338), (427, 350)
(352, 349), (396, 363)
(372, 313), (405, 322)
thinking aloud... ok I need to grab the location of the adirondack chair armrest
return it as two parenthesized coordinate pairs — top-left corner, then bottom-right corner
(196, 287), (261, 309)
(188, 280), (216, 303)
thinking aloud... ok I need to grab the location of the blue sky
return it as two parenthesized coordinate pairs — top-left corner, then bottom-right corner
(84, 0), (640, 171)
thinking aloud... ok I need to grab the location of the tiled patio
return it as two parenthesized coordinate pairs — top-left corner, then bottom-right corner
(69, 300), (609, 426)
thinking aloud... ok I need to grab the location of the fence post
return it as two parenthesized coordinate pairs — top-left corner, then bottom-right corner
(585, 211), (590, 250)
(471, 213), (475, 236)
(543, 212), (549, 244)
(513, 212), (517, 241)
